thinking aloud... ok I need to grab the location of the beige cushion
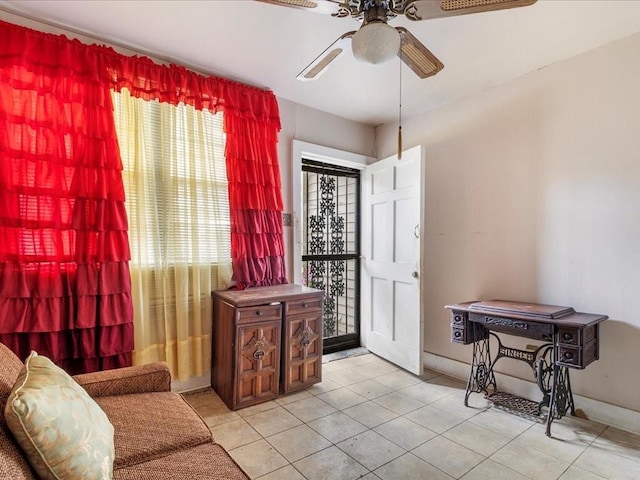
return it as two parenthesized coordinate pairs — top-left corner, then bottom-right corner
(95, 391), (212, 468)
(113, 442), (248, 480)
(4, 352), (115, 480)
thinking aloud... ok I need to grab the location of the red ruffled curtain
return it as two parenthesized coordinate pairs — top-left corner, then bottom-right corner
(0, 19), (287, 369)
(0, 22), (133, 373)
(225, 112), (287, 287)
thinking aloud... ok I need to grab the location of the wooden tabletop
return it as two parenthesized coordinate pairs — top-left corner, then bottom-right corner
(213, 284), (324, 307)
(446, 300), (608, 327)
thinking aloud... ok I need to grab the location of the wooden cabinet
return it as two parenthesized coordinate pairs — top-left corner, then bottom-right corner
(212, 284), (323, 410)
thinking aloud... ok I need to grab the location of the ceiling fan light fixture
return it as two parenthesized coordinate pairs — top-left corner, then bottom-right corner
(351, 22), (400, 65)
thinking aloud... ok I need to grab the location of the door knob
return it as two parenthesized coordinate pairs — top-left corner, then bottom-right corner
(412, 271), (419, 279)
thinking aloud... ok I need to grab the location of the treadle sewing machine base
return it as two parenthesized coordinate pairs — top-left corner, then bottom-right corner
(445, 300), (607, 436)
(486, 392), (548, 418)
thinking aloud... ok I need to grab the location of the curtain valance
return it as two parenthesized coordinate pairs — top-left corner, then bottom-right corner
(0, 20), (281, 129)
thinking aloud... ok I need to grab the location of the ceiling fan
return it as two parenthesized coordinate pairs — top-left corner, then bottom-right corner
(257, 0), (537, 80)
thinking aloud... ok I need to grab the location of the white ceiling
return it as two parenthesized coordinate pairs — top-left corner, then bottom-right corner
(2, 1), (640, 126)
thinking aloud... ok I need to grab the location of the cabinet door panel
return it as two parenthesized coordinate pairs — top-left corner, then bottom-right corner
(236, 321), (280, 408)
(282, 311), (322, 393)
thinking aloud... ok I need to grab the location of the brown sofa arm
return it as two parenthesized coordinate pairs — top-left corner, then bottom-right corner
(73, 362), (172, 397)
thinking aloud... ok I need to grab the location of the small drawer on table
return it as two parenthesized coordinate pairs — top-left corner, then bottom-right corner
(451, 311), (466, 327)
(236, 304), (282, 324)
(451, 326), (466, 344)
(557, 345), (582, 367)
(558, 339), (599, 369)
(286, 296), (323, 315)
(558, 327), (581, 346)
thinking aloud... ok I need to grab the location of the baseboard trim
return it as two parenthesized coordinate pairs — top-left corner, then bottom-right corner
(172, 373), (211, 393)
(423, 351), (640, 436)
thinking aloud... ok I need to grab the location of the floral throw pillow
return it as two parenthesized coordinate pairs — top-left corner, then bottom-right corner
(4, 351), (114, 480)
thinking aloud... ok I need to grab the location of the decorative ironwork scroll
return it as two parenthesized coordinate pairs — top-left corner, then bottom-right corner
(465, 329), (496, 406)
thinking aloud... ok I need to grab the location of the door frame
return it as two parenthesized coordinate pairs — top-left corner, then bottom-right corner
(291, 140), (373, 348)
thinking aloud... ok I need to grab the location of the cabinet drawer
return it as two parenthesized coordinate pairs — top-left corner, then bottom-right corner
(451, 326), (466, 344)
(557, 339), (598, 369)
(557, 345), (582, 367)
(470, 313), (553, 340)
(286, 296), (322, 315)
(236, 304), (282, 324)
(558, 327), (581, 346)
(451, 311), (466, 326)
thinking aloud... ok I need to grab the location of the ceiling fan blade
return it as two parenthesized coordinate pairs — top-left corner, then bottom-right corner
(409, 0), (537, 21)
(297, 31), (354, 81)
(255, 0), (344, 15)
(396, 27), (444, 79)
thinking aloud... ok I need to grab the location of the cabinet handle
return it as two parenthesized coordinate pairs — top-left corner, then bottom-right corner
(302, 302), (308, 308)
(563, 333), (573, 341)
(255, 310), (262, 316)
(300, 326), (313, 348)
(253, 340), (265, 360)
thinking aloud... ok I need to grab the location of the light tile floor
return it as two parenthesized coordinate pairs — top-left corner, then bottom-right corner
(184, 352), (640, 480)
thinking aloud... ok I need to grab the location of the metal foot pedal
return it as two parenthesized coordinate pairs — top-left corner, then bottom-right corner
(486, 391), (545, 420)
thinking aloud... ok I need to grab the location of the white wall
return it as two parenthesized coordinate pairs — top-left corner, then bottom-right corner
(277, 99), (375, 281)
(376, 32), (640, 413)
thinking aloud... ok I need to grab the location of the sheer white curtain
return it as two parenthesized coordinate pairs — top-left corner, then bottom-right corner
(112, 88), (232, 381)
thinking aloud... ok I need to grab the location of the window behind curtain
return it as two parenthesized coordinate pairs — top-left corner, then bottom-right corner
(112, 88), (232, 381)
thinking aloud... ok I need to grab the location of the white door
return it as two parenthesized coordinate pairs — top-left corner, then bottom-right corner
(361, 145), (423, 375)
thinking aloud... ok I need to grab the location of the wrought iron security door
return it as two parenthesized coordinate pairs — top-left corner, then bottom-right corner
(302, 160), (360, 354)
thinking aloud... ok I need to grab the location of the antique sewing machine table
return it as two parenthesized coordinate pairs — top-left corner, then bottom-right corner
(445, 300), (608, 436)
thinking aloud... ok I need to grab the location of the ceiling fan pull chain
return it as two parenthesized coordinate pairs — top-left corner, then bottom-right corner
(398, 56), (403, 160)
